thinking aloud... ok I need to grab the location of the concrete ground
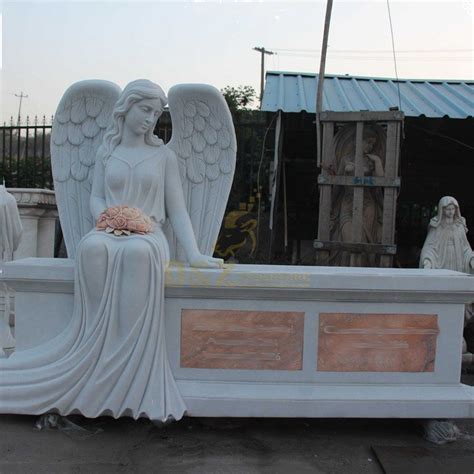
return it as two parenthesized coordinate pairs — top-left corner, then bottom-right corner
(0, 414), (472, 473)
(0, 375), (473, 473)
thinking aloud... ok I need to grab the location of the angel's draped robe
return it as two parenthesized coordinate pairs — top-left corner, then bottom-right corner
(0, 146), (186, 421)
(420, 219), (474, 273)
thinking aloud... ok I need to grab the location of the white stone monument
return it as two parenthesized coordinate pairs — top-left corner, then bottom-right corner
(0, 79), (231, 421)
(8, 188), (57, 259)
(0, 80), (472, 423)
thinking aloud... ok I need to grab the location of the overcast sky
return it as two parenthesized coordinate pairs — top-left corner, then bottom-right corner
(1, 0), (472, 122)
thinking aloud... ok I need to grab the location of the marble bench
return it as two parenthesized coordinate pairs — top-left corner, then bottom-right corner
(1, 258), (473, 418)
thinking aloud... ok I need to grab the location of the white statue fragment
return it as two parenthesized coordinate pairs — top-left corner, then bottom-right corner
(0, 79), (236, 421)
(0, 184), (22, 355)
(0, 185), (23, 261)
(420, 196), (474, 272)
(420, 196), (474, 367)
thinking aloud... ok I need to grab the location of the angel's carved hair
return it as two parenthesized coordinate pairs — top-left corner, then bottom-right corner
(98, 79), (168, 163)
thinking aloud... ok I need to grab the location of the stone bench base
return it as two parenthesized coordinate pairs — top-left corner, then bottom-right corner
(1, 258), (473, 418)
(179, 382), (473, 418)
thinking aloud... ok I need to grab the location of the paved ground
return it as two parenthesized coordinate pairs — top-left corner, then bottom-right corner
(1, 374), (473, 473)
(0, 414), (473, 473)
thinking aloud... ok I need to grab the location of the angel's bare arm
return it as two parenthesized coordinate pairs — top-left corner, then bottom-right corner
(165, 150), (221, 268)
(366, 153), (384, 177)
(90, 156), (107, 221)
(344, 161), (355, 174)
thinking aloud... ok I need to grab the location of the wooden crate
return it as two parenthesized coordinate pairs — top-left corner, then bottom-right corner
(314, 111), (404, 267)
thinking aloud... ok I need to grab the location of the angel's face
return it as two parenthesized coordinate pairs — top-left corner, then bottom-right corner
(363, 137), (376, 153)
(443, 203), (456, 220)
(124, 98), (162, 136)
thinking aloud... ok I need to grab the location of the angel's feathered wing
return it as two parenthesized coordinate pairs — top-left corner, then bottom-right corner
(166, 84), (237, 260)
(51, 80), (121, 258)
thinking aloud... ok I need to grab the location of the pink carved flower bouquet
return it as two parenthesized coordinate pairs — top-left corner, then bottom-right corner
(96, 205), (153, 236)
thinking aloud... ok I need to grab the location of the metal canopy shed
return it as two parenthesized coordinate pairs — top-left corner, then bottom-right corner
(260, 71), (474, 266)
(261, 71), (474, 118)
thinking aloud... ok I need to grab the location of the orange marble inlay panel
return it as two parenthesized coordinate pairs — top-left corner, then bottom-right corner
(181, 309), (304, 370)
(317, 313), (439, 372)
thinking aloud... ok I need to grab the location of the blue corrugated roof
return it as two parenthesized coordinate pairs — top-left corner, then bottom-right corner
(261, 71), (474, 119)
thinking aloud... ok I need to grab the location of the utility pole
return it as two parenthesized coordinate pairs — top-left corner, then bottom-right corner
(14, 92), (28, 125)
(316, 0), (333, 167)
(253, 47), (274, 104)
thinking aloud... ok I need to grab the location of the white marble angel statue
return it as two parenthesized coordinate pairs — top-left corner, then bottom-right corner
(420, 196), (474, 272)
(420, 196), (474, 366)
(0, 79), (236, 421)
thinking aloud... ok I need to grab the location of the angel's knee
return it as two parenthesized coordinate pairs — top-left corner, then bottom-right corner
(79, 234), (108, 261)
(123, 239), (152, 268)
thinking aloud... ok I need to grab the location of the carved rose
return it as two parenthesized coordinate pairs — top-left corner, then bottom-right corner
(107, 206), (122, 218)
(107, 216), (128, 229)
(97, 213), (107, 224)
(122, 207), (141, 220)
(96, 205), (153, 236)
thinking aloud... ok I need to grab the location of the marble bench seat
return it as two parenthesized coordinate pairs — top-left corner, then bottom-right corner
(1, 258), (473, 418)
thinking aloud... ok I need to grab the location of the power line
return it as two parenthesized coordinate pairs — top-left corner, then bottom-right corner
(275, 53), (472, 61)
(409, 124), (474, 151)
(271, 48), (473, 53)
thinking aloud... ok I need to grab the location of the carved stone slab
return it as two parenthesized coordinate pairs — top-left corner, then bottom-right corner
(180, 309), (304, 370)
(318, 313), (439, 372)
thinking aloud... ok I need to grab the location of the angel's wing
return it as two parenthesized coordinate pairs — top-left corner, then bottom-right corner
(166, 84), (236, 260)
(51, 80), (121, 258)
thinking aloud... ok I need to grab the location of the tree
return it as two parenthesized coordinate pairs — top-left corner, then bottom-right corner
(221, 85), (257, 113)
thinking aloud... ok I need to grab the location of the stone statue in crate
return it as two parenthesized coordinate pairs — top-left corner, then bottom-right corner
(330, 125), (386, 266)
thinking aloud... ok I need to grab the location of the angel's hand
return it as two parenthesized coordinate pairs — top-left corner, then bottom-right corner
(366, 153), (381, 163)
(423, 260), (432, 269)
(189, 253), (224, 269)
(344, 162), (355, 174)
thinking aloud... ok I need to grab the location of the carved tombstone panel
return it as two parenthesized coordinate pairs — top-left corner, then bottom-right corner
(180, 309), (304, 370)
(317, 312), (439, 372)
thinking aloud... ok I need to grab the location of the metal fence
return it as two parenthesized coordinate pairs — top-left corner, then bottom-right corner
(156, 112), (271, 207)
(1, 113), (451, 263)
(0, 117), (53, 188)
(0, 112), (271, 206)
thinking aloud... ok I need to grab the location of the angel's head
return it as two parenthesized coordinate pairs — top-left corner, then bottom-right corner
(431, 195), (466, 230)
(100, 79), (167, 161)
(362, 128), (377, 154)
(438, 196), (462, 222)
